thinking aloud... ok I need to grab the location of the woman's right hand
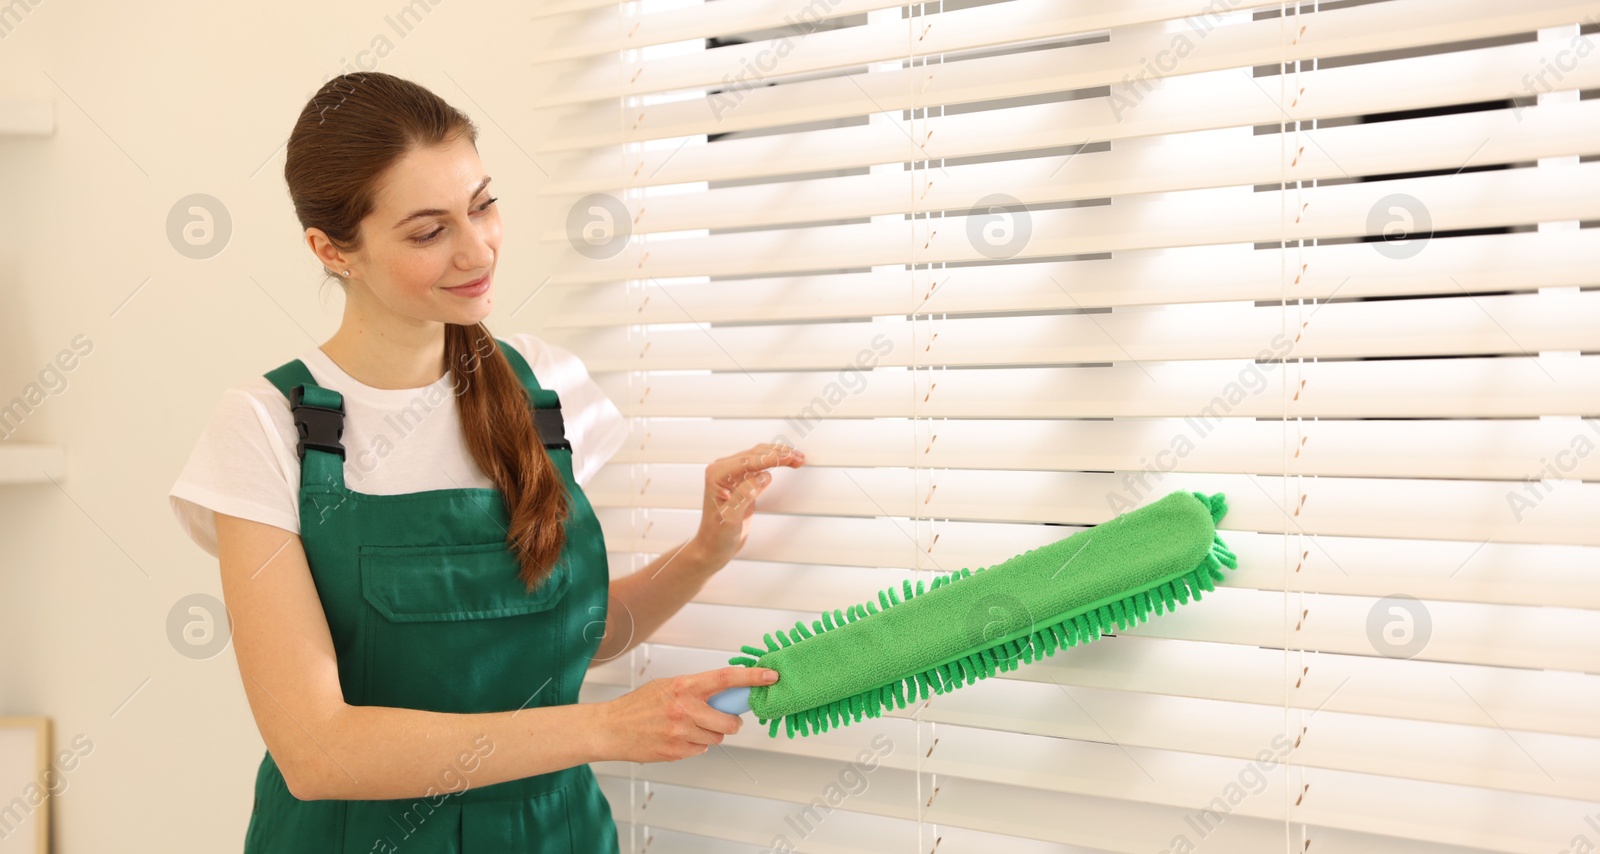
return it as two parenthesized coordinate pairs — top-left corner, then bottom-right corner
(594, 666), (780, 763)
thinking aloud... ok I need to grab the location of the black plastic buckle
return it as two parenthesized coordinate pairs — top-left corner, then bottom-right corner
(535, 402), (571, 453)
(290, 385), (347, 460)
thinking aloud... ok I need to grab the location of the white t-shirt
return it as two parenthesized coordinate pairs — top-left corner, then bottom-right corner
(168, 332), (628, 559)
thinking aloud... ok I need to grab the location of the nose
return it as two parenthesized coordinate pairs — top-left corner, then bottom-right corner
(457, 221), (496, 272)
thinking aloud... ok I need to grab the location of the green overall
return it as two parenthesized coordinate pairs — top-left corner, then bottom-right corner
(247, 339), (620, 853)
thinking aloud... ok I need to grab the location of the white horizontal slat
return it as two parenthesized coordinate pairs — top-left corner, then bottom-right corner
(1127, 588), (1598, 674)
(587, 654), (1599, 853)
(539, 230), (1600, 324)
(601, 502), (1600, 611)
(591, 354), (1600, 420)
(612, 563), (1598, 673)
(1291, 763), (1597, 854)
(591, 616), (1600, 743)
(930, 688), (1597, 802)
(927, 765), (1582, 854)
(596, 691), (1318, 833)
(810, 466), (1590, 549)
(607, 782), (927, 852)
(587, 739), (1586, 853)
(612, 818), (1107, 854)
(595, 415), (1600, 486)
(602, 782), (1145, 854)
(585, 465), (1600, 547)
(1011, 637), (1600, 742)
(542, 290), (1600, 370)
(542, 36), (1600, 193)
(540, 0), (1288, 106)
(544, 10), (1600, 854)
(928, 697), (1600, 825)
(542, 100), (1600, 236)
(1214, 528), (1600, 611)
(533, 0), (1591, 149)
(609, 824), (760, 854)
(545, 160), (1600, 282)
(607, 820), (1117, 854)
(585, 631), (1597, 800)
(530, 0), (918, 61)
(592, 746), (1303, 854)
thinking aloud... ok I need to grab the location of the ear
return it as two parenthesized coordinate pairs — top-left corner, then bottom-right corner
(305, 227), (352, 277)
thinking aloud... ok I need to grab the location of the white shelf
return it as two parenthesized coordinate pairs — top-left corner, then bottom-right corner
(0, 444), (65, 484)
(0, 99), (53, 136)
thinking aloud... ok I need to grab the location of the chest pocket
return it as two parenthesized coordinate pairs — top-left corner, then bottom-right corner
(357, 540), (572, 713)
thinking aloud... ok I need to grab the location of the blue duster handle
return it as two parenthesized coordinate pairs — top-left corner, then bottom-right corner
(707, 686), (752, 715)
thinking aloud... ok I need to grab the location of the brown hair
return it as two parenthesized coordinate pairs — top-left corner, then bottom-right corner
(282, 71), (569, 593)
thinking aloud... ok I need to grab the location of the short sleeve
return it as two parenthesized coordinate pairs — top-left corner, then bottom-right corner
(506, 333), (628, 488)
(168, 386), (301, 558)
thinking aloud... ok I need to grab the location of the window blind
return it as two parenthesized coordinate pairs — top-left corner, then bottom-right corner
(529, 1), (1600, 851)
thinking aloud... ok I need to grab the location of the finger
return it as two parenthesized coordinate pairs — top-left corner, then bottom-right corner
(670, 690), (746, 737)
(732, 472), (767, 502)
(690, 708), (741, 737)
(747, 443), (806, 468)
(712, 468), (766, 506)
(711, 445), (806, 485)
(712, 469), (774, 501)
(714, 475), (765, 522)
(683, 727), (721, 747)
(728, 444), (801, 469)
(687, 665), (781, 697)
(653, 681), (740, 739)
(735, 477), (764, 515)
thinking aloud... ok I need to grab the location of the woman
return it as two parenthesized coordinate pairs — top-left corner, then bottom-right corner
(167, 71), (804, 852)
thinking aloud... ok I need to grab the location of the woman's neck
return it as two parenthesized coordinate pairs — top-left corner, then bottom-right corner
(318, 328), (448, 390)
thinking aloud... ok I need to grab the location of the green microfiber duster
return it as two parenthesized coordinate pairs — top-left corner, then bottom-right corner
(711, 489), (1237, 738)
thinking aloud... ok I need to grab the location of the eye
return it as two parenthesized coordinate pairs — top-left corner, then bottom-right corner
(411, 196), (499, 245)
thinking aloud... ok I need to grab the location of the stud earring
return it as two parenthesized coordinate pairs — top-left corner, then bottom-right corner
(342, 270), (350, 277)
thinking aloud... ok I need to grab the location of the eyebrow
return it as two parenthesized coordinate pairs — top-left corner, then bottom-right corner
(392, 176), (493, 230)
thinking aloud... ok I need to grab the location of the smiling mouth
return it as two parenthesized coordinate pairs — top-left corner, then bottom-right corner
(447, 272), (490, 290)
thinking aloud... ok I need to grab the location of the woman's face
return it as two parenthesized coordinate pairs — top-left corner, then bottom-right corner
(310, 134), (502, 328)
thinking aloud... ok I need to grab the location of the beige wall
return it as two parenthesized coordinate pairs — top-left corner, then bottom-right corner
(0, 1), (577, 848)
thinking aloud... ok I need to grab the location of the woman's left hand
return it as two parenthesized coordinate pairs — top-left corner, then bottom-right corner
(689, 443), (806, 571)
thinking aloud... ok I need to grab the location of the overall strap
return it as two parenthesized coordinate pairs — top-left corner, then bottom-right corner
(260, 341), (571, 486)
(495, 338), (572, 453)
(264, 359), (347, 492)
